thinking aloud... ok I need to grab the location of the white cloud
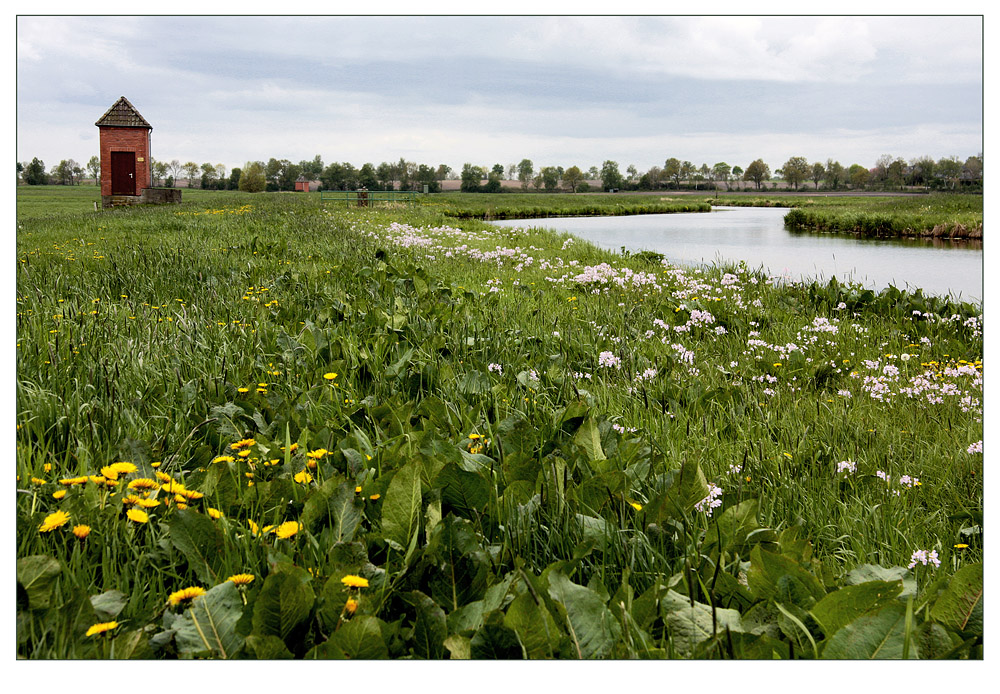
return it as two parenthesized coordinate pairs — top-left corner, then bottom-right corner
(15, 15), (982, 172)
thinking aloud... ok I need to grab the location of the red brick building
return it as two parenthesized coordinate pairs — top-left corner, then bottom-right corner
(95, 96), (178, 208)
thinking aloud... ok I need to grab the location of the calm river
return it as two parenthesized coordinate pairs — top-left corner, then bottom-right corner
(490, 206), (983, 303)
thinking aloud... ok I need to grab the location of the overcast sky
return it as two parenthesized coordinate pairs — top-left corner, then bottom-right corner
(16, 14), (983, 176)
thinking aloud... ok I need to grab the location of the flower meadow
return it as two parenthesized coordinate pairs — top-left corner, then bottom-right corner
(16, 188), (983, 659)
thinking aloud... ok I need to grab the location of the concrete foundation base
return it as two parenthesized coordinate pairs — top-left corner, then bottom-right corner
(102, 188), (182, 208)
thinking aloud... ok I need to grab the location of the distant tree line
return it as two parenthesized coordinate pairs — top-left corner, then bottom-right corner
(17, 152), (983, 193)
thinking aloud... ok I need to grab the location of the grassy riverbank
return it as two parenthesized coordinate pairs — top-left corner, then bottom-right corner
(16, 187), (982, 659)
(423, 192), (710, 220)
(710, 193), (983, 239)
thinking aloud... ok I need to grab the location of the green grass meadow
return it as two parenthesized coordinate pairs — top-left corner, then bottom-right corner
(16, 186), (983, 659)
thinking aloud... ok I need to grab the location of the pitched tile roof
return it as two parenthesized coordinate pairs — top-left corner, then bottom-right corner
(95, 96), (152, 129)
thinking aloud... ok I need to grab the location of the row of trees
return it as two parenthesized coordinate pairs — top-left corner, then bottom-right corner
(18, 152), (983, 193)
(461, 154), (983, 193)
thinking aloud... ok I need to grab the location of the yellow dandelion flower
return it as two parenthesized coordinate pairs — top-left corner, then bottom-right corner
(31, 477), (47, 486)
(179, 488), (204, 500)
(630, 501), (643, 511)
(344, 597), (358, 614)
(150, 461), (162, 468)
(341, 575), (369, 589)
(212, 455), (235, 464)
(155, 471), (173, 482)
(237, 387), (250, 394)
(85, 621), (119, 637)
(275, 521), (302, 539)
(294, 470), (313, 484)
(59, 476), (88, 486)
(227, 573), (255, 586)
(43, 463), (52, 472)
(468, 433), (481, 440)
(109, 462), (137, 475)
(52, 490), (67, 500)
(39, 510), (70, 533)
(207, 507), (224, 519)
(122, 495), (142, 506)
(355, 486), (363, 494)
(261, 524), (274, 535)
(954, 543), (969, 549)
(100, 465), (120, 480)
(136, 498), (160, 509)
(237, 449), (252, 458)
(126, 508), (149, 524)
(368, 494), (381, 501)
(323, 372), (338, 380)
(73, 524), (91, 540)
(306, 459), (317, 470)
(230, 438), (256, 450)
(168, 586), (206, 606)
(128, 478), (159, 490)
(248, 519), (260, 536)
(306, 448), (328, 459)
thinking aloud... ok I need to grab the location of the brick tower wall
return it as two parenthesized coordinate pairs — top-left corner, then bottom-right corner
(98, 126), (151, 197)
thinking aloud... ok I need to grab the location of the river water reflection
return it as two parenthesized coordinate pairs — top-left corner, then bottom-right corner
(490, 206), (983, 303)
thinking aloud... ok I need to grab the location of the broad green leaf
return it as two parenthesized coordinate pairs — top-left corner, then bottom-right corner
(504, 591), (561, 659)
(90, 590), (128, 621)
(246, 634), (294, 659)
(573, 417), (606, 464)
(557, 399), (590, 428)
(174, 581), (246, 659)
(496, 414), (538, 457)
(747, 545), (826, 608)
(435, 463), (490, 519)
(447, 600), (485, 634)
(810, 581), (902, 637)
(443, 634), (471, 659)
(647, 458), (710, 522)
(251, 571), (315, 643)
(546, 569), (621, 659)
(111, 629), (152, 659)
(330, 615), (388, 659)
(658, 589), (744, 658)
(918, 621), (962, 660)
(844, 563), (916, 599)
(426, 516), (491, 610)
(168, 509), (226, 583)
(470, 618), (523, 659)
(821, 603), (917, 659)
(703, 498), (763, 554)
(302, 479), (361, 542)
(410, 591), (447, 659)
(723, 631), (787, 660)
(575, 514), (611, 551)
(381, 460), (422, 551)
(930, 563), (983, 635)
(16, 555), (61, 610)
(576, 471), (627, 513)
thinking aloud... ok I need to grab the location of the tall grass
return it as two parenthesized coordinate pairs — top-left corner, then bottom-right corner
(16, 187), (983, 658)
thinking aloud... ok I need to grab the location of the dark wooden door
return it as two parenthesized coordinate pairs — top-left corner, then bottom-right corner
(111, 151), (136, 195)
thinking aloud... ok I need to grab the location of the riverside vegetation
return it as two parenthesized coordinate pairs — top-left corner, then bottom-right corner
(426, 191), (983, 240)
(17, 187), (983, 659)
